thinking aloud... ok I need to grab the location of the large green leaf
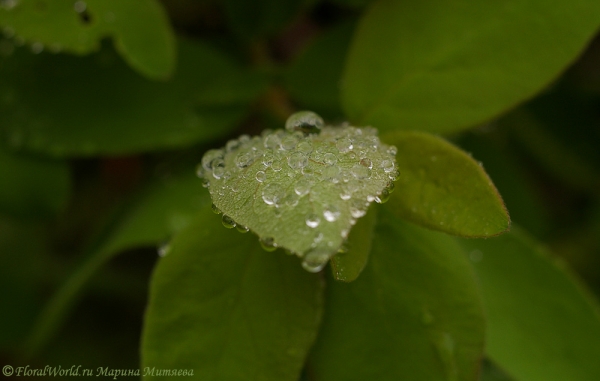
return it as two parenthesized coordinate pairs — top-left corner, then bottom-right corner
(342, 0), (600, 134)
(459, 229), (600, 381)
(384, 130), (509, 237)
(0, 147), (70, 218)
(0, 0), (175, 79)
(0, 39), (266, 156)
(142, 208), (324, 380)
(309, 207), (485, 381)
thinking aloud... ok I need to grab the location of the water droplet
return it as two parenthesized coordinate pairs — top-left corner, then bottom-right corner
(235, 150), (254, 168)
(262, 183), (285, 206)
(375, 188), (390, 204)
(288, 152), (308, 169)
(260, 237), (277, 252)
(271, 160), (283, 171)
(262, 150), (274, 167)
(222, 214), (236, 229)
(294, 179), (311, 197)
(302, 248), (330, 273)
(73, 1), (87, 13)
(381, 159), (395, 173)
(336, 137), (353, 153)
(255, 170), (266, 182)
(323, 152), (337, 166)
(236, 225), (249, 233)
(297, 140), (313, 155)
(1, 0), (19, 10)
(323, 205), (340, 222)
(264, 134), (281, 150)
(201, 149), (224, 171)
(226, 139), (241, 152)
(30, 42), (44, 54)
(201, 179), (210, 188)
(351, 164), (371, 179)
(469, 250), (483, 263)
(360, 158), (373, 168)
(157, 242), (170, 257)
(305, 214), (320, 228)
(388, 168), (400, 181)
(388, 145), (398, 156)
(281, 135), (298, 150)
(211, 203), (222, 214)
(285, 111), (324, 134)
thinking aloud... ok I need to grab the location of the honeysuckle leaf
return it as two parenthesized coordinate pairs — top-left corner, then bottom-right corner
(384, 130), (510, 237)
(0, 0), (176, 79)
(200, 112), (398, 272)
(459, 228), (600, 381)
(342, 0), (600, 134)
(309, 208), (485, 381)
(142, 208), (324, 381)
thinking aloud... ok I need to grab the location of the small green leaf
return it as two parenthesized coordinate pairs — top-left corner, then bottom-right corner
(0, 0), (175, 79)
(201, 112), (397, 271)
(98, 169), (211, 256)
(0, 147), (69, 218)
(309, 208), (485, 381)
(330, 204), (376, 282)
(342, 0), (600, 134)
(283, 21), (356, 118)
(459, 228), (600, 381)
(384, 130), (510, 237)
(142, 208), (324, 381)
(0, 39), (266, 156)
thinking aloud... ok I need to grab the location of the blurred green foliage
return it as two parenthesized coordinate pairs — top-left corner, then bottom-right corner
(1, 0), (600, 380)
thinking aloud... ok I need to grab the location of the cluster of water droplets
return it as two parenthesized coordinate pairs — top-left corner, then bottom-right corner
(198, 111), (399, 273)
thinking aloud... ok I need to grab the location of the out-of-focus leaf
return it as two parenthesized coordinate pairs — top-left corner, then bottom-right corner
(283, 21), (355, 119)
(309, 208), (485, 381)
(0, 147), (69, 218)
(501, 88), (600, 193)
(0, 218), (47, 350)
(142, 208), (324, 380)
(223, 0), (305, 39)
(384, 130), (509, 237)
(0, 39), (266, 157)
(26, 168), (210, 356)
(342, 0), (600, 134)
(457, 131), (548, 238)
(0, 0), (175, 79)
(329, 204), (375, 282)
(459, 228), (600, 381)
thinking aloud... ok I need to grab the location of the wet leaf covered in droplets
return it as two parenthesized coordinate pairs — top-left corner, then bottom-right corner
(200, 111), (398, 272)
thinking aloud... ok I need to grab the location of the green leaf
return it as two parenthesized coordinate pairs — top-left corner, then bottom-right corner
(0, 39), (266, 156)
(459, 228), (600, 381)
(283, 21), (356, 119)
(25, 169), (209, 357)
(384, 130), (509, 237)
(329, 204), (376, 282)
(0, 147), (70, 218)
(201, 115), (398, 271)
(223, 0), (306, 39)
(342, 0), (600, 134)
(0, 0), (176, 79)
(309, 208), (485, 381)
(141, 208), (324, 380)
